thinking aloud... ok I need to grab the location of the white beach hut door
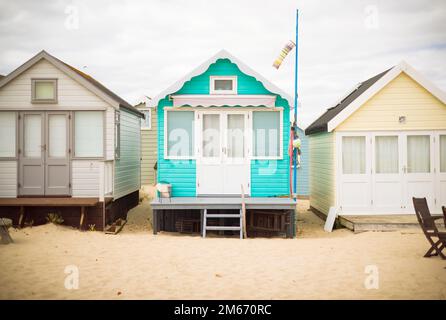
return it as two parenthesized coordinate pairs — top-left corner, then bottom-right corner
(223, 113), (249, 195)
(371, 134), (404, 213)
(338, 133), (372, 213)
(197, 111), (249, 196)
(401, 132), (435, 213)
(436, 132), (446, 212)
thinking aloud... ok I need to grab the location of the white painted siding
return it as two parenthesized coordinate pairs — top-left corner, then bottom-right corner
(0, 59), (112, 110)
(0, 58), (119, 199)
(114, 109), (141, 199)
(71, 160), (100, 197)
(0, 161), (17, 198)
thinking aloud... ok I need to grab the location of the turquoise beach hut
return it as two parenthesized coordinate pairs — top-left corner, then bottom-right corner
(149, 50), (301, 238)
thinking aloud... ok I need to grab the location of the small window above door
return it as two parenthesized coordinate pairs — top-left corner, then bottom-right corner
(32, 79), (58, 103)
(210, 76), (237, 95)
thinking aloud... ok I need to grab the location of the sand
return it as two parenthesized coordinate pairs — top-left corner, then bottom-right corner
(0, 197), (445, 300)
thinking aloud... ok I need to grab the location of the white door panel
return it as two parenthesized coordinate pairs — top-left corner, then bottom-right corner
(197, 111), (250, 196)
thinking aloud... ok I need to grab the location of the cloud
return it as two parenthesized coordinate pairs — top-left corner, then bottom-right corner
(0, 0), (445, 127)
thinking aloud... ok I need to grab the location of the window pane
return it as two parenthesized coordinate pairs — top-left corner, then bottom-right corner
(24, 114), (42, 158)
(227, 114), (244, 158)
(167, 111), (194, 157)
(202, 114), (220, 158)
(441, 135), (446, 173)
(35, 81), (55, 100)
(214, 79), (233, 91)
(253, 111), (280, 157)
(375, 136), (398, 174)
(0, 112), (16, 157)
(75, 111), (103, 157)
(141, 110), (151, 128)
(407, 135), (430, 173)
(342, 136), (365, 174)
(48, 114), (66, 158)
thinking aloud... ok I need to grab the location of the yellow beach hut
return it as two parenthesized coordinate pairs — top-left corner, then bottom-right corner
(305, 61), (446, 217)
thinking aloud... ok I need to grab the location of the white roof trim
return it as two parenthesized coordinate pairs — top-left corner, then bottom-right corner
(171, 94), (277, 108)
(327, 61), (446, 132)
(148, 49), (293, 108)
(0, 50), (120, 109)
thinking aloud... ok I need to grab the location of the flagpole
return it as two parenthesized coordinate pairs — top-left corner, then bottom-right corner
(293, 9), (299, 201)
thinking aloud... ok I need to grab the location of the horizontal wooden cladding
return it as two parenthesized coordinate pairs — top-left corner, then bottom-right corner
(309, 132), (335, 215)
(337, 72), (446, 131)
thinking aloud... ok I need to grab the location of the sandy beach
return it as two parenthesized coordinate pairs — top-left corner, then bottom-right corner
(0, 198), (445, 300)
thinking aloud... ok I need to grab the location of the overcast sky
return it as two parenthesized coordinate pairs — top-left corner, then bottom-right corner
(0, 0), (445, 128)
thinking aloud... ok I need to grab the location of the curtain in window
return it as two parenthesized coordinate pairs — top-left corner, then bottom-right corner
(0, 112), (16, 157)
(439, 135), (446, 173)
(342, 136), (366, 174)
(407, 135), (430, 173)
(48, 114), (66, 158)
(75, 111), (103, 157)
(167, 111), (194, 157)
(375, 136), (398, 174)
(24, 114), (42, 158)
(202, 114), (220, 158)
(35, 81), (55, 100)
(227, 114), (244, 158)
(253, 111), (280, 157)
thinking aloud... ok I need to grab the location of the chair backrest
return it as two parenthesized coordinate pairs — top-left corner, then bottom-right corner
(412, 197), (438, 232)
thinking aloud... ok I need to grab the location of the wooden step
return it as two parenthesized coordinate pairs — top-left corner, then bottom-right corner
(205, 214), (241, 218)
(205, 226), (241, 231)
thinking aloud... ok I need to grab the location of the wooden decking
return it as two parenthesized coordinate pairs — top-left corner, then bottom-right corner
(339, 214), (445, 233)
(0, 197), (99, 207)
(0, 197), (100, 229)
(151, 197), (296, 210)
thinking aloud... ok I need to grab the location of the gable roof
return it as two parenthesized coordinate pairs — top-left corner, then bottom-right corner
(147, 49), (293, 108)
(0, 50), (143, 117)
(305, 61), (446, 135)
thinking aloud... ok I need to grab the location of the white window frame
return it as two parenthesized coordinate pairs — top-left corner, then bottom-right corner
(31, 78), (58, 104)
(250, 109), (283, 160)
(210, 76), (237, 95)
(164, 109), (196, 160)
(140, 108), (152, 130)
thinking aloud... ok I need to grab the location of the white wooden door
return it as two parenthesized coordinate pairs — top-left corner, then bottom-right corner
(435, 132), (446, 213)
(371, 133), (404, 213)
(222, 112), (249, 195)
(196, 111), (250, 196)
(402, 132), (435, 213)
(338, 133), (372, 213)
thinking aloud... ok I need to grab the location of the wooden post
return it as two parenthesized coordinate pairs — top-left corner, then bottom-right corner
(79, 206), (85, 230)
(241, 184), (247, 239)
(152, 209), (157, 235)
(18, 206), (25, 228)
(98, 161), (105, 202)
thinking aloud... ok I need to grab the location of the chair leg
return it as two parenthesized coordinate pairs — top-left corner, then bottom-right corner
(425, 240), (445, 259)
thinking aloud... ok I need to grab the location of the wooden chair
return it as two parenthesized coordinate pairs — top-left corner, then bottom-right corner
(412, 198), (445, 259)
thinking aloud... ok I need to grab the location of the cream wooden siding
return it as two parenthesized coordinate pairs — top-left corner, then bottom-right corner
(309, 132), (335, 215)
(0, 161), (17, 197)
(141, 107), (157, 185)
(71, 160), (100, 197)
(114, 109), (141, 199)
(337, 72), (446, 131)
(0, 59), (119, 198)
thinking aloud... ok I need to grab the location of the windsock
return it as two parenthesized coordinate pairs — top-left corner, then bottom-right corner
(273, 40), (296, 69)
